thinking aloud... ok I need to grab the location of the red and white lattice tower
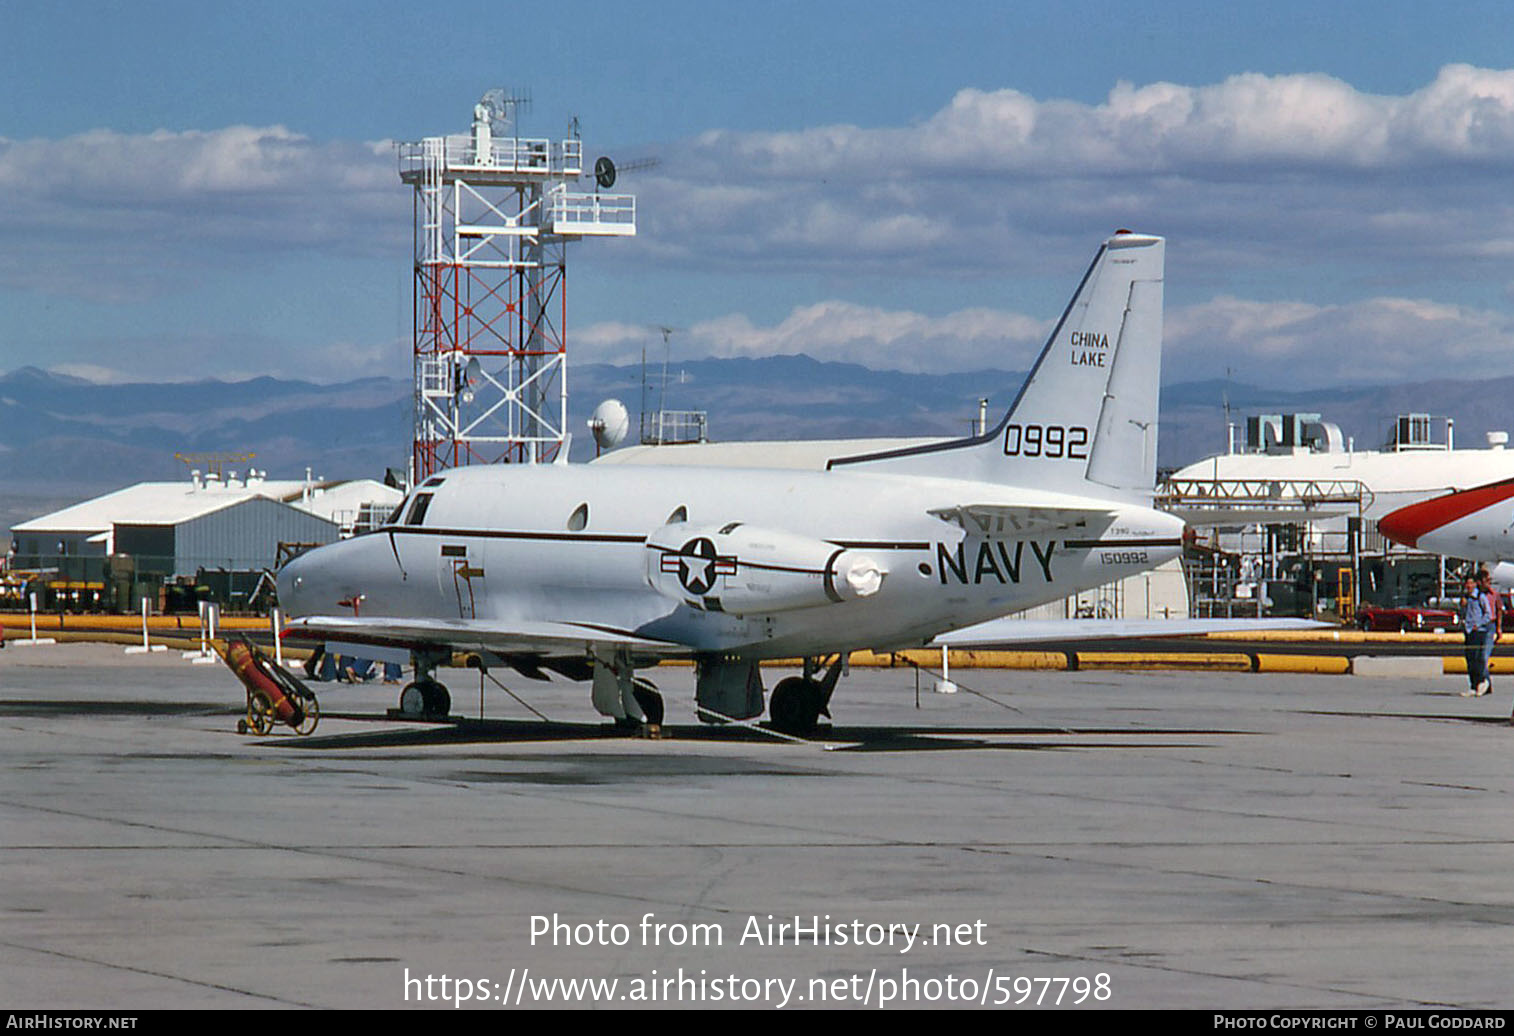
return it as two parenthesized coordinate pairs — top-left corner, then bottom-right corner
(397, 92), (635, 478)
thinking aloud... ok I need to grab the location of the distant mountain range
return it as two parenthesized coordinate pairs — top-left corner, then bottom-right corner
(2, 359), (1506, 533)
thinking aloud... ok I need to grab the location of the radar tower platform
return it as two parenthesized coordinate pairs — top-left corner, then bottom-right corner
(398, 90), (636, 477)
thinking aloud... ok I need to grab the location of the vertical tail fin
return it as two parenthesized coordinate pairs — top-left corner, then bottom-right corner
(829, 231), (1164, 497)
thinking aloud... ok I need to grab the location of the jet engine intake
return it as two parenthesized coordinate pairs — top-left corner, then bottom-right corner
(645, 522), (884, 615)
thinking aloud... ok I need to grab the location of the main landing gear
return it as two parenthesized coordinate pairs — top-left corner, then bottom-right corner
(398, 655), (453, 718)
(768, 677), (825, 734)
(398, 679), (451, 718)
(767, 657), (844, 735)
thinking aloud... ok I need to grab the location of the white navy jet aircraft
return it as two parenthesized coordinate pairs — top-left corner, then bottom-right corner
(279, 230), (1183, 733)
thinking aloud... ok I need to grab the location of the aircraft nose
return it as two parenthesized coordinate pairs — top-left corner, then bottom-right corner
(1376, 501), (1426, 549)
(1378, 480), (1514, 551)
(276, 550), (316, 616)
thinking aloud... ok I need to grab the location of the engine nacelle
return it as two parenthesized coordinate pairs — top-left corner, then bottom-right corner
(645, 522), (884, 615)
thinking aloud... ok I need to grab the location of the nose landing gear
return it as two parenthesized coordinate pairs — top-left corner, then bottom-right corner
(395, 652), (453, 719)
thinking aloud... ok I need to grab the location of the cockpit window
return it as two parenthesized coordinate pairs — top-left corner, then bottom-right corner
(384, 494), (411, 526)
(404, 492), (434, 526)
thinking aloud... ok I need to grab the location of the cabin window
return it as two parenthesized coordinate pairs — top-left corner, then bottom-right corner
(567, 502), (589, 531)
(666, 505), (688, 524)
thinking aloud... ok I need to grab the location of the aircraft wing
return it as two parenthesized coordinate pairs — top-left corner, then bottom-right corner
(932, 616), (1331, 646)
(926, 503), (1115, 537)
(281, 615), (688, 660)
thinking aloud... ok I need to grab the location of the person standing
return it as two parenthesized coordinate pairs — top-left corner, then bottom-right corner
(1461, 574), (1496, 697)
(1477, 569), (1503, 697)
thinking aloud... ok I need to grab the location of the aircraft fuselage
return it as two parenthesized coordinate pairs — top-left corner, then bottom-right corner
(278, 462), (1184, 660)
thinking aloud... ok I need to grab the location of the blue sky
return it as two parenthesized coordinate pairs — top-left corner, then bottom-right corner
(5, 0), (1514, 387)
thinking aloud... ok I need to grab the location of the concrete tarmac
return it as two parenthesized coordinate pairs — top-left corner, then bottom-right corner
(3, 643), (1512, 1010)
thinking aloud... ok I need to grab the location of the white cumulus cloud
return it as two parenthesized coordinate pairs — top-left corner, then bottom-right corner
(633, 64), (1514, 282)
(8, 66), (1514, 389)
(579, 300), (1051, 372)
(0, 125), (404, 301)
(1166, 295), (1514, 384)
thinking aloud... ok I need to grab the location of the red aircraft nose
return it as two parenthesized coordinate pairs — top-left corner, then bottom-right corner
(1377, 501), (1427, 548)
(1378, 479), (1514, 549)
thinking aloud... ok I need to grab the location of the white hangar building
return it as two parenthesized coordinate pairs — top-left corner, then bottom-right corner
(9, 472), (402, 580)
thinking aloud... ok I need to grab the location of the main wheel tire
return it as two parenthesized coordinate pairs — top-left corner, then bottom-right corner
(769, 676), (821, 734)
(421, 681), (451, 717)
(399, 682), (427, 716)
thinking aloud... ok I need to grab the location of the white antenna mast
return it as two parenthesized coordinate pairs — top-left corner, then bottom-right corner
(656, 324), (678, 415)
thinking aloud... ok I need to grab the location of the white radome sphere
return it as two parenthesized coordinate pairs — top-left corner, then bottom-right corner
(589, 398), (631, 450)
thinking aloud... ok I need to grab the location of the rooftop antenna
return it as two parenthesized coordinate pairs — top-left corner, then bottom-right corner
(640, 324), (704, 445)
(592, 155), (661, 192)
(175, 451), (256, 482)
(478, 88), (530, 136)
(639, 325), (683, 435)
(1223, 365), (1234, 454)
(654, 324), (680, 416)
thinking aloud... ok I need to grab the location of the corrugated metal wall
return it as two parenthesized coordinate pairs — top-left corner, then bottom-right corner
(174, 498), (338, 575)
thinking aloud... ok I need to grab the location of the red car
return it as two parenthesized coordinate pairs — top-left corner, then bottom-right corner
(1356, 602), (1461, 633)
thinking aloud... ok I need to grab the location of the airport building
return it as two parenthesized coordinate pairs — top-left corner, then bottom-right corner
(1163, 412), (1514, 621)
(7, 471), (402, 612)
